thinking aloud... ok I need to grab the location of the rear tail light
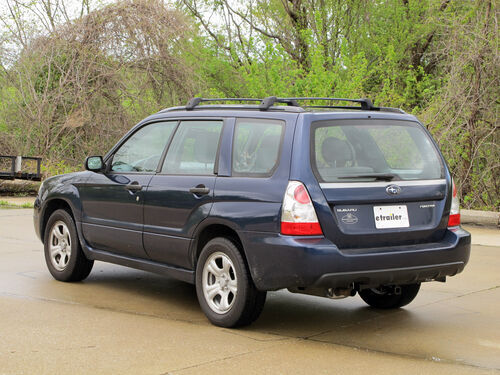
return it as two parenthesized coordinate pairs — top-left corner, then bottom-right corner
(281, 181), (323, 236)
(448, 179), (460, 227)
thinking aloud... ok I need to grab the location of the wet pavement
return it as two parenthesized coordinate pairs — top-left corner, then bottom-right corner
(1, 209), (499, 374)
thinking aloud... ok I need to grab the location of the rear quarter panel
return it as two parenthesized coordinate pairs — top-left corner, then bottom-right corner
(209, 112), (297, 276)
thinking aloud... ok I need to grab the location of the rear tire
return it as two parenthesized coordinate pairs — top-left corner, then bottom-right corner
(44, 209), (94, 282)
(195, 237), (266, 327)
(359, 283), (420, 309)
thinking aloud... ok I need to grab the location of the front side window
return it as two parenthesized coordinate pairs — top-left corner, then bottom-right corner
(161, 120), (223, 175)
(111, 121), (177, 172)
(312, 119), (443, 182)
(232, 119), (284, 176)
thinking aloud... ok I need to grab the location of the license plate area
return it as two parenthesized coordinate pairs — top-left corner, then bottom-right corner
(373, 205), (409, 229)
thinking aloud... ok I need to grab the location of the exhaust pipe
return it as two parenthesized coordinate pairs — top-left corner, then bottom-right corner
(327, 287), (356, 298)
(288, 286), (356, 299)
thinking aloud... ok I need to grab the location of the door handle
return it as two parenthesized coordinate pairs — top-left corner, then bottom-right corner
(189, 185), (210, 195)
(125, 182), (142, 192)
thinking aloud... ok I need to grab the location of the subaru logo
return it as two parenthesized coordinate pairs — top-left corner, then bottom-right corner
(386, 184), (401, 195)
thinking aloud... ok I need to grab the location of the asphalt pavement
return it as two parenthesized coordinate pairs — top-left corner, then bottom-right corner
(1, 208), (499, 374)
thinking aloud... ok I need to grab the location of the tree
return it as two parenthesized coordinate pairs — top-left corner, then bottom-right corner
(0, 0), (198, 173)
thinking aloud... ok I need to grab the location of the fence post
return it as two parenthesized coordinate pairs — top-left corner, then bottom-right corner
(15, 156), (22, 173)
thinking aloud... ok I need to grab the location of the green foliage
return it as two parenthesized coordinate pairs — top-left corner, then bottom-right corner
(0, 200), (34, 209)
(41, 160), (79, 177)
(0, 0), (497, 210)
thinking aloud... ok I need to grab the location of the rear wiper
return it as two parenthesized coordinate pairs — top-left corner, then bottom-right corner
(338, 173), (398, 181)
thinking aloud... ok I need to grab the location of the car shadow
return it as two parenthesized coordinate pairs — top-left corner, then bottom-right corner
(77, 267), (200, 318)
(78, 268), (415, 337)
(248, 290), (415, 337)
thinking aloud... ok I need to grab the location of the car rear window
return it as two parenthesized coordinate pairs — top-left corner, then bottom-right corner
(311, 119), (444, 182)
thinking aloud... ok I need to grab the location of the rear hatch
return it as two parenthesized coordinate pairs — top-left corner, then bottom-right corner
(311, 118), (449, 250)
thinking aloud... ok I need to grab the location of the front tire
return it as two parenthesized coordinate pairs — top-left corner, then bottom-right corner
(359, 283), (420, 309)
(44, 209), (94, 282)
(195, 237), (266, 327)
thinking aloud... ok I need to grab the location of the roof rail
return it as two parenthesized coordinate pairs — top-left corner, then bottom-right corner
(278, 97), (375, 110)
(185, 98), (261, 110)
(175, 97), (404, 113)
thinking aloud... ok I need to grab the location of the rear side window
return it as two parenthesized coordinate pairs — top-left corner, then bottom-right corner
(161, 120), (223, 175)
(312, 119), (443, 182)
(232, 118), (284, 176)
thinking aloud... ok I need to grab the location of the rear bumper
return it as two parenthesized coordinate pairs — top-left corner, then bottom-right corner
(241, 227), (471, 291)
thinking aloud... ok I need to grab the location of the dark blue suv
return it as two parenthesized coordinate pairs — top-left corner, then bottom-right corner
(34, 97), (471, 327)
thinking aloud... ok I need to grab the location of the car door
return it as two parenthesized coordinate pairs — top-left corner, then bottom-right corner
(142, 119), (224, 268)
(80, 121), (177, 258)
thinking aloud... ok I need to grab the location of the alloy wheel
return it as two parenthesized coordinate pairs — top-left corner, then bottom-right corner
(202, 251), (238, 314)
(49, 220), (72, 271)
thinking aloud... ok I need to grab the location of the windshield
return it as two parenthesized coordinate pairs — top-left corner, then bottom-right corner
(311, 119), (444, 183)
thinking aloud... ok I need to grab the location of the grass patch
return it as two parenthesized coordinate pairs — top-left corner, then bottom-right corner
(0, 200), (34, 209)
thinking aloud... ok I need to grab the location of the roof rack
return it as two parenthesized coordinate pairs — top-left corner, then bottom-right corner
(259, 96), (377, 111)
(185, 98), (262, 110)
(167, 97), (404, 113)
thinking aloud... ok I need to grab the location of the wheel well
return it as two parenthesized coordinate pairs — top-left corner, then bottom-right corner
(41, 199), (75, 240)
(195, 224), (244, 264)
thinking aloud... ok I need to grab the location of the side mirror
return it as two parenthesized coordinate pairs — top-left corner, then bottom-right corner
(85, 156), (104, 172)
